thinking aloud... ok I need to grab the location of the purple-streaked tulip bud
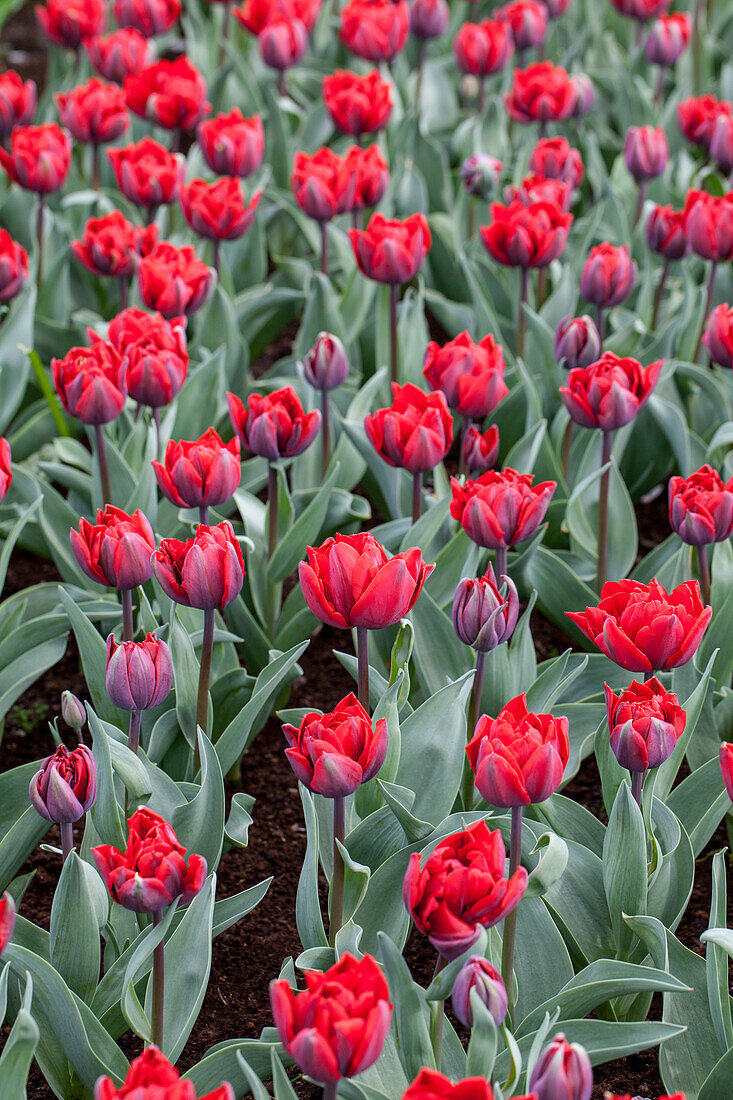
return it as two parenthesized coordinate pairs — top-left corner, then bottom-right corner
(461, 153), (502, 201)
(29, 744), (97, 824)
(409, 0), (449, 40)
(303, 332), (350, 391)
(644, 12), (691, 67)
(105, 632), (173, 711)
(451, 956), (508, 1027)
(0, 892), (15, 957)
(462, 425), (500, 477)
(529, 1033), (593, 1100)
(580, 243), (637, 309)
(710, 114), (733, 177)
(61, 690), (86, 730)
(571, 74), (594, 116)
(624, 125), (669, 182)
(554, 315), (601, 369)
(452, 565), (519, 652)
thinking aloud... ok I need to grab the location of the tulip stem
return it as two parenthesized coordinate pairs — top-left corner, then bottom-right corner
(94, 424), (112, 506)
(128, 710), (141, 756)
(633, 181), (647, 228)
(219, 0), (231, 66)
(320, 222), (329, 277)
(561, 419), (574, 482)
(199, 506), (209, 525)
(595, 304), (605, 345)
(356, 625), (369, 712)
(322, 1081), (338, 1100)
(119, 276), (129, 311)
(267, 462), (278, 560)
(151, 909), (165, 1050)
(651, 259), (669, 331)
(698, 543), (711, 606)
(501, 805), (523, 1027)
(196, 607), (215, 739)
(389, 283), (400, 385)
(321, 389), (331, 476)
(153, 407), (161, 459)
(476, 77), (486, 118)
(416, 41), (426, 114)
(630, 770), (643, 808)
(495, 545), (508, 582)
(121, 588), (134, 643)
(694, 261), (718, 363)
(36, 194), (45, 290)
(412, 471), (423, 525)
(431, 954), (448, 1071)
(462, 648), (487, 811)
(212, 239), (221, 279)
(60, 821), (73, 864)
(467, 198), (474, 242)
(654, 67), (665, 109)
(517, 269), (529, 361)
(329, 795), (345, 947)
(692, 0), (703, 94)
(596, 430), (613, 592)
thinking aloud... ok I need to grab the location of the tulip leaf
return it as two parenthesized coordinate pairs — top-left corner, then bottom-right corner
(86, 706), (126, 850)
(0, 970), (39, 1100)
(172, 729), (225, 872)
(0, 807), (50, 895)
(523, 831), (569, 899)
(334, 839), (370, 926)
(183, 1038), (282, 1097)
(170, 605), (200, 750)
(377, 932), (435, 1080)
(466, 993), (498, 1081)
(377, 781), (433, 843)
(699, 1047), (733, 1100)
(667, 757), (732, 858)
(266, 463), (340, 584)
(703, 852), (733, 1053)
(296, 785), (328, 951)
(656, 651), (717, 800)
(121, 904), (177, 1043)
(50, 852), (105, 1004)
(224, 792), (255, 849)
(603, 781), (648, 956)
(354, 676), (403, 820)
(59, 586), (122, 725)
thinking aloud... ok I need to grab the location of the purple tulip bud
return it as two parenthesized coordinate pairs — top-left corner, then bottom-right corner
(461, 153), (503, 201)
(571, 74), (594, 117)
(61, 690), (86, 730)
(554, 315), (601, 369)
(29, 744), (97, 824)
(624, 125), (669, 182)
(529, 1033), (593, 1100)
(409, 0), (449, 40)
(105, 632), (173, 711)
(452, 565), (519, 652)
(451, 956), (508, 1027)
(710, 113), (733, 176)
(303, 332), (349, 391)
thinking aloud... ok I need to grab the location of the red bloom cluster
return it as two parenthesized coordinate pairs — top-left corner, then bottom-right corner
(153, 429), (241, 509)
(481, 200), (572, 268)
(453, 19), (514, 78)
(197, 109), (265, 177)
(350, 213), (431, 285)
(340, 0), (410, 62)
(605, 678), (685, 773)
(53, 342), (127, 425)
(0, 123), (71, 193)
(180, 177), (261, 241)
(423, 331), (507, 419)
(72, 212), (157, 279)
(103, 307), (189, 408)
(668, 465), (733, 546)
(228, 385), (320, 461)
(71, 506), (155, 590)
(153, 522), (246, 610)
(96, 1048), (233, 1100)
(505, 61), (578, 122)
(138, 242), (214, 319)
(36, 0), (106, 48)
(56, 78), (129, 146)
(109, 137), (185, 209)
(124, 57), (210, 132)
(323, 69), (392, 136)
(85, 28), (151, 82)
(0, 70), (36, 137)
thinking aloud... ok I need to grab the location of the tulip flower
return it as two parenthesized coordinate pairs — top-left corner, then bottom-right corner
(529, 1033), (593, 1100)
(530, 136), (583, 189)
(0, 70), (36, 138)
(624, 124), (668, 226)
(153, 429), (241, 521)
(180, 177), (261, 274)
(322, 69), (392, 138)
(0, 437), (10, 503)
(703, 303), (733, 370)
(609, 0), (669, 19)
(271, 953), (392, 1087)
(138, 241), (214, 321)
(36, 0), (106, 49)
(303, 332), (348, 472)
(605, 678), (685, 803)
(291, 147), (356, 274)
(73, 212), (156, 309)
(710, 114), (733, 177)
(496, 0), (548, 53)
(403, 1070), (498, 1100)
(504, 61), (578, 131)
(678, 95), (731, 151)
(580, 242), (637, 342)
(84, 27), (151, 83)
(720, 743), (733, 802)
(29, 744), (97, 860)
(101, 308), (189, 426)
(453, 19), (513, 117)
(56, 78), (129, 189)
(423, 332), (508, 448)
(668, 464), (733, 602)
(108, 138), (185, 221)
(124, 57), (210, 141)
(346, 143), (389, 218)
(451, 957), (508, 1028)
(197, 109), (265, 178)
(554, 315), (601, 370)
(61, 691), (86, 733)
(340, 0), (409, 61)
(684, 189), (733, 360)
(95, 1047), (234, 1100)
(259, 15), (308, 81)
(646, 204), (687, 328)
(462, 425), (499, 477)
(0, 229), (29, 304)
(461, 152), (502, 200)
(567, 578), (712, 674)
(114, 0), (182, 35)
(506, 173), (572, 212)
(0, 893), (15, 959)
(410, 0), (448, 41)
(106, 632), (173, 751)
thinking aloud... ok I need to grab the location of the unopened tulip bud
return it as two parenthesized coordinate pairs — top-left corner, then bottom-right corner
(571, 73), (594, 116)
(304, 332), (349, 391)
(451, 955), (508, 1027)
(720, 742), (733, 801)
(529, 1033), (593, 1100)
(462, 425), (500, 476)
(554, 315), (601, 369)
(410, 0), (449, 39)
(452, 565), (519, 652)
(710, 114), (733, 176)
(461, 153), (502, 200)
(624, 125), (669, 182)
(29, 744), (97, 824)
(61, 691), (86, 730)
(106, 633), (173, 711)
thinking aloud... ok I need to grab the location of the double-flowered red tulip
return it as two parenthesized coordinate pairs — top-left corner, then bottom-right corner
(677, 95), (730, 150)
(108, 137), (185, 210)
(645, 11), (690, 65)
(197, 109), (264, 178)
(106, 633), (173, 711)
(0, 439), (12, 502)
(29, 744), (97, 823)
(124, 57), (210, 132)
(340, 0), (409, 61)
(462, 425), (500, 476)
(114, 0), (181, 35)
(104, 307), (189, 408)
(180, 177), (261, 241)
(153, 430), (241, 510)
(346, 144), (389, 211)
(452, 19), (514, 77)
(646, 204), (687, 260)
(282, 693), (388, 797)
(95, 1048), (233, 1100)
(529, 1033), (593, 1100)
(403, 819), (528, 959)
(322, 69), (392, 137)
(605, 678), (685, 773)
(452, 564), (519, 652)
(506, 173), (571, 211)
(36, 0), (105, 48)
(234, 0), (321, 35)
(72, 212), (157, 279)
(559, 352), (662, 431)
(228, 385), (320, 461)
(153, 522), (245, 610)
(703, 303), (733, 369)
(365, 382), (452, 473)
(467, 692), (569, 806)
(720, 743), (733, 802)
(0, 894), (14, 958)
(451, 958), (507, 1028)
(530, 135), (583, 189)
(624, 124), (668, 181)
(56, 78), (129, 145)
(683, 190), (733, 263)
(270, 953), (392, 1084)
(291, 147), (355, 222)
(609, 0), (669, 19)
(0, 123), (71, 193)
(554, 315), (600, 369)
(403, 1070), (497, 1100)
(0, 229), (29, 303)
(138, 242), (214, 319)
(93, 806), (206, 913)
(481, 200), (571, 268)
(71, 506), (155, 589)
(496, 0), (548, 51)
(300, 531), (434, 629)
(0, 70), (36, 137)
(668, 464), (733, 545)
(450, 467), (556, 549)
(53, 342), (127, 425)
(85, 28), (151, 83)
(349, 212), (431, 284)
(580, 242), (637, 307)
(567, 578), (712, 672)
(504, 61), (578, 122)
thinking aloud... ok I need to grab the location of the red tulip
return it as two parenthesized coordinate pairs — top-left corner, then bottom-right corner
(53, 342), (127, 425)
(580, 242), (637, 307)
(645, 204), (687, 260)
(228, 385), (321, 461)
(291, 147), (355, 222)
(402, 1070), (496, 1100)
(56, 78), (129, 145)
(0, 123), (71, 194)
(29, 744), (97, 823)
(423, 331), (508, 418)
(609, 0), (669, 19)
(0, 70), (36, 137)
(403, 819), (528, 958)
(559, 352), (663, 431)
(138, 241), (214, 319)
(103, 307), (189, 408)
(605, 678), (686, 773)
(720, 743), (733, 802)
(282, 692), (388, 797)
(566, 578), (712, 672)
(323, 69), (392, 137)
(84, 28), (151, 83)
(452, 564), (519, 651)
(92, 806), (206, 913)
(504, 61), (578, 123)
(452, 19), (513, 78)
(495, 0), (548, 51)
(0, 438), (12, 502)
(481, 199), (571, 269)
(70, 505), (155, 589)
(668, 464), (733, 546)
(624, 124), (668, 182)
(72, 212), (157, 279)
(197, 109), (265, 178)
(0, 229), (29, 303)
(36, 0), (105, 48)
(108, 137), (185, 209)
(340, 0), (410, 61)
(270, 953), (392, 1084)
(180, 177), (261, 241)
(554, 315), (601, 369)
(365, 382), (453, 473)
(124, 57), (210, 132)
(506, 173), (572, 212)
(299, 531), (434, 629)
(703, 303), (733, 370)
(259, 16), (308, 70)
(683, 190), (733, 263)
(345, 143), (390, 211)
(106, 632), (173, 711)
(529, 135), (583, 189)
(644, 12), (690, 65)
(461, 425), (500, 476)
(113, 0), (182, 36)
(95, 1048), (233, 1100)
(0, 893), (15, 958)
(450, 467), (556, 549)
(349, 212), (431, 284)
(153, 428), (241, 509)
(234, 0), (320, 34)
(152, 522), (245, 610)
(677, 95), (730, 150)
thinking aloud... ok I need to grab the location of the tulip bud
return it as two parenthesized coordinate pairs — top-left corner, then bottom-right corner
(462, 425), (500, 477)
(452, 565), (519, 652)
(571, 73), (594, 116)
(0, 892), (15, 957)
(644, 12), (691, 66)
(703, 303), (733, 370)
(409, 0), (449, 39)
(29, 744), (97, 824)
(460, 153), (502, 200)
(710, 114), (733, 176)
(720, 742), (733, 801)
(259, 15), (308, 71)
(303, 332), (349, 391)
(645, 204), (687, 261)
(554, 315), (601, 369)
(106, 633), (173, 711)
(624, 125), (669, 182)
(61, 691), (86, 730)
(451, 956), (508, 1027)
(605, 679), (685, 773)
(580, 243), (637, 309)
(529, 1033), (593, 1100)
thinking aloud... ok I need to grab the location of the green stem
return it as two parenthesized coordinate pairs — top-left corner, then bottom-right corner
(698, 543), (711, 606)
(495, 545), (508, 582)
(501, 805), (523, 1026)
(329, 796), (345, 947)
(517, 268), (529, 361)
(92, 144), (101, 191)
(462, 648), (487, 810)
(389, 283), (400, 385)
(633, 181), (647, 228)
(596, 303), (605, 344)
(60, 821), (73, 864)
(320, 221), (329, 276)
(267, 462), (278, 559)
(151, 910), (165, 1050)
(128, 710), (141, 755)
(630, 769), (643, 807)
(596, 430), (613, 592)
(356, 625), (369, 712)
(430, 954), (448, 1071)
(321, 389), (330, 477)
(95, 423), (112, 506)
(694, 261), (718, 364)
(651, 259), (669, 331)
(36, 193), (45, 290)
(412, 471), (423, 525)
(121, 588), (134, 643)
(219, 0), (231, 66)
(196, 607), (215, 738)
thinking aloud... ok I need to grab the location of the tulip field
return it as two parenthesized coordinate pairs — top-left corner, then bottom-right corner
(1, 0), (733, 1096)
